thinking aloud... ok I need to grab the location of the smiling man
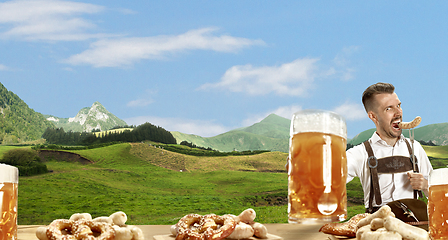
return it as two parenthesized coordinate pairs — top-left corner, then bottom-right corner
(346, 82), (432, 213)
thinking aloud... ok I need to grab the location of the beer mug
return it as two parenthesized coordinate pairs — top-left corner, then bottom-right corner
(428, 168), (448, 240)
(288, 109), (347, 224)
(0, 163), (19, 240)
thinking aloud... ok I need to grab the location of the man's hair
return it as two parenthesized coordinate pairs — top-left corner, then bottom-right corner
(362, 82), (395, 112)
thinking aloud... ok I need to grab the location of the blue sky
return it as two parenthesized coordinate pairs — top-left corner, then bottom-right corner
(1, 1), (447, 138)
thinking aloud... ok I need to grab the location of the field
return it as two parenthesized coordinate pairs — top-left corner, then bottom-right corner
(2, 143), (447, 225)
(16, 143), (289, 225)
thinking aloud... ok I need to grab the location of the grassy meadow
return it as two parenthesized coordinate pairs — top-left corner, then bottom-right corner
(16, 143), (289, 225)
(3, 142), (447, 225)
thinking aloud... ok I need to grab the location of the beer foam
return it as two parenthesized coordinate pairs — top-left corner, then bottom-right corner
(0, 164), (19, 183)
(429, 168), (448, 186)
(290, 109), (347, 139)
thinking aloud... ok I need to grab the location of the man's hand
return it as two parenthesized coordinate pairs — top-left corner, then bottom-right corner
(407, 172), (429, 196)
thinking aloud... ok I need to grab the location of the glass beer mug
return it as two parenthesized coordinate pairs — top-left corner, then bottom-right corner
(0, 163), (19, 240)
(288, 109), (347, 224)
(428, 168), (448, 240)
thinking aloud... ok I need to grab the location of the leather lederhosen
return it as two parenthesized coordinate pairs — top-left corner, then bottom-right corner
(363, 139), (423, 213)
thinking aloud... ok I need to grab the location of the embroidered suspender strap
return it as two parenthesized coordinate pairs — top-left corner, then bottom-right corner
(403, 139), (424, 199)
(363, 141), (382, 213)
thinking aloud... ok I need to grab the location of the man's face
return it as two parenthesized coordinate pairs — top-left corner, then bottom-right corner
(369, 92), (403, 141)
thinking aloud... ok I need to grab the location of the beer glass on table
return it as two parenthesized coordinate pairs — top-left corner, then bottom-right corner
(288, 109), (347, 224)
(428, 168), (448, 240)
(0, 163), (19, 240)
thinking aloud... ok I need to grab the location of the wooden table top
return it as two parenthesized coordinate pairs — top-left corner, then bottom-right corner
(18, 224), (333, 240)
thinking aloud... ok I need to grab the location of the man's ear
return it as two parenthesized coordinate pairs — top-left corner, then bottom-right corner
(368, 111), (378, 124)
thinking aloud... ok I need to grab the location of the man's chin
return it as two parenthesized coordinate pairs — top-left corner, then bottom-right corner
(391, 129), (402, 138)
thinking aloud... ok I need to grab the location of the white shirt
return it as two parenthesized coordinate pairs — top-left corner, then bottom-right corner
(346, 132), (432, 208)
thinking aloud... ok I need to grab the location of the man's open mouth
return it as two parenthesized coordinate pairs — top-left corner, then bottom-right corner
(392, 120), (401, 130)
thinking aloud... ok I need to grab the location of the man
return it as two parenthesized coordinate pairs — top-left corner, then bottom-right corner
(347, 82), (432, 212)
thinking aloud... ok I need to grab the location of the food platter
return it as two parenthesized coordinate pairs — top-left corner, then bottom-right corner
(153, 233), (283, 240)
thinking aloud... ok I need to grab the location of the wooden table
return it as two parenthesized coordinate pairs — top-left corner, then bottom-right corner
(18, 224), (333, 240)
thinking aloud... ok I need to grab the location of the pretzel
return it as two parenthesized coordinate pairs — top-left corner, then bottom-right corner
(46, 219), (76, 240)
(399, 116), (421, 129)
(38, 211), (143, 240)
(175, 214), (204, 240)
(72, 220), (115, 240)
(319, 213), (369, 237)
(175, 214), (236, 240)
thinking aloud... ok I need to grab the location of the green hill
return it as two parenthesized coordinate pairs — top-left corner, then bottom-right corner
(175, 113), (448, 152)
(405, 123), (448, 146)
(348, 123), (448, 147)
(348, 128), (376, 146)
(172, 114), (290, 152)
(0, 83), (55, 144)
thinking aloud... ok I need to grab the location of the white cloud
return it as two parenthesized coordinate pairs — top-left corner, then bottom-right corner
(0, 0), (110, 41)
(0, 64), (9, 71)
(332, 101), (366, 121)
(126, 89), (157, 107)
(124, 116), (231, 137)
(64, 28), (265, 67)
(127, 99), (154, 107)
(333, 46), (360, 81)
(198, 58), (320, 96)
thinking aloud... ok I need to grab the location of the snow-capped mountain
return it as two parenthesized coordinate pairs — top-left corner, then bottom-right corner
(46, 102), (127, 132)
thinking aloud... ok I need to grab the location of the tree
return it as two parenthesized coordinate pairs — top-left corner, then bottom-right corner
(1, 148), (48, 176)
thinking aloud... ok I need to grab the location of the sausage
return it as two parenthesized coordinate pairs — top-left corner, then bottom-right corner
(357, 205), (393, 228)
(370, 218), (384, 231)
(399, 116), (421, 129)
(383, 216), (429, 240)
(360, 229), (401, 240)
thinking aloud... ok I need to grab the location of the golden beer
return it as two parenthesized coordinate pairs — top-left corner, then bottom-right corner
(428, 184), (448, 240)
(0, 182), (18, 240)
(288, 132), (347, 223)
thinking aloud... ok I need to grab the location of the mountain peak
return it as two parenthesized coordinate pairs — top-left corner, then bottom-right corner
(92, 101), (103, 107)
(48, 102), (127, 132)
(261, 113), (290, 124)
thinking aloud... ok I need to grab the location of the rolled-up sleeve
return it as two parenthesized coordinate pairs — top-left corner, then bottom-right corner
(346, 144), (367, 183)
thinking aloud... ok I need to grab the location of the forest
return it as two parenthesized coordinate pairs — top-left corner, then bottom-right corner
(0, 83), (54, 144)
(42, 122), (177, 145)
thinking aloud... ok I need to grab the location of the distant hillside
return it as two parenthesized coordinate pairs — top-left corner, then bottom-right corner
(174, 113), (448, 152)
(348, 123), (448, 146)
(348, 128), (376, 146)
(172, 114), (290, 152)
(407, 123), (448, 146)
(46, 102), (127, 132)
(0, 83), (55, 144)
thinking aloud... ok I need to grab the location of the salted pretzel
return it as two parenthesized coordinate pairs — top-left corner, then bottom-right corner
(46, 219), (115, 240)
(46, 219), (76, 240)
(175, 214), (236, 240)
(72, 220), (115, 240)
(319, 213), (369, 237)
